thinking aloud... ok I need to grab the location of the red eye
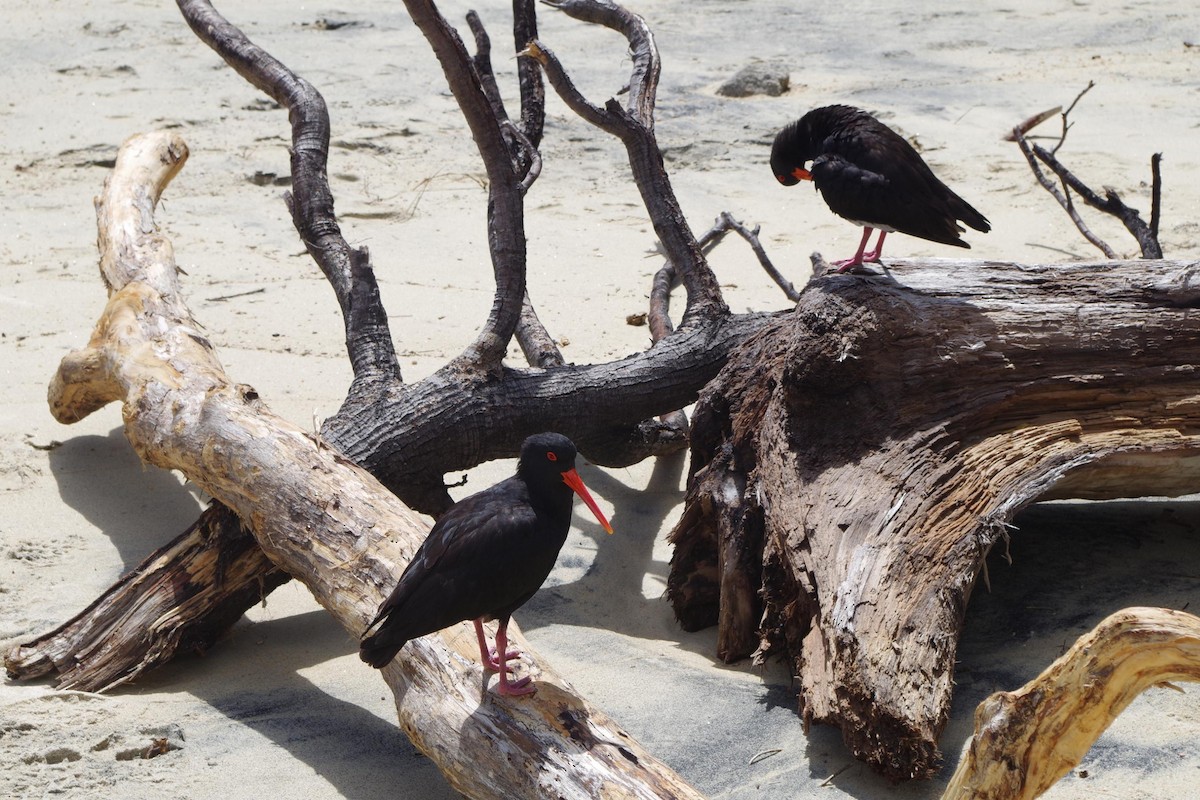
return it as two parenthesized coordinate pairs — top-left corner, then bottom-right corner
(546, 452), (558, 462)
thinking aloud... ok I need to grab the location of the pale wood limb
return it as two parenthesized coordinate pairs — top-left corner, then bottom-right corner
(942, 607), (1200, 800)
(38, 129), (704, 800)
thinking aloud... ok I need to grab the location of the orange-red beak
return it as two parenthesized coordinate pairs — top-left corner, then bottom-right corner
(562, 468), (614, 534)
(792, 167), (812, 181)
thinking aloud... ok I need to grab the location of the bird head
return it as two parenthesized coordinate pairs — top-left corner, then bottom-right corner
(770, 116), (817, 186)
(519, 433), (613, 534)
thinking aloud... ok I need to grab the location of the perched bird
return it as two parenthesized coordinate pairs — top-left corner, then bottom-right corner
(770, 104), (990, 271)
(359, 432), (613, 696)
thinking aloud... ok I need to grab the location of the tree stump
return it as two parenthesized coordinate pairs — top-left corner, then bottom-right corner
(668, 258), (1200, 780)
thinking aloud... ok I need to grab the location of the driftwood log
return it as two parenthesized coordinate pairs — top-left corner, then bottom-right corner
(6, 1), (773, 796)
(25, 128), (704, 799)
(10, 0), (1200, 792)
(942, 606), (1200, 800)
(669, 257), (1200, 780)
(6, 0), (770, 694)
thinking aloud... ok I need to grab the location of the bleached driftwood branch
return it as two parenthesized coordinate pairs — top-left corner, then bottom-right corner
(942, 607), (1200, 800)
(33, 129), (704, 800)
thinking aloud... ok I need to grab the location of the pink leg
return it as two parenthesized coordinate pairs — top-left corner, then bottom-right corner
(861, 230), (888, 263)
(494, 621), (534, 696)
(473, 618), (520, 673)
(833, 227), (874, 272)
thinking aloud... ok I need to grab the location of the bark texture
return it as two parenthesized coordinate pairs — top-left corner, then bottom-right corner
(668, 258), (1200, 780)
(18, 130), (704, 800)
(942, 607), (1200, 800)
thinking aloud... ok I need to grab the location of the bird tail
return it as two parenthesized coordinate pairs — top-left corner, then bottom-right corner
(359, 627), (408, 669)
(954, 196), (991, 233)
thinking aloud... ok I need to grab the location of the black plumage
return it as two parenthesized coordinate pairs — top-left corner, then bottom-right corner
(359, 432), (612, 696)
(770, 105), (990, 270)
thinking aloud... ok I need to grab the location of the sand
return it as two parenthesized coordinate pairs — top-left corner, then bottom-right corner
(2, 0), (1198, 797)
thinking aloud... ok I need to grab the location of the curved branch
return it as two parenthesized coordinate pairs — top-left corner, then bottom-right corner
(942, 607), (1200, 800)
(402, 0), (528, 373)
(524, 0), (726, 322)
(26, 129), (706, 800)
(542, 0), (659, 126)
(176, 0), (400, 386)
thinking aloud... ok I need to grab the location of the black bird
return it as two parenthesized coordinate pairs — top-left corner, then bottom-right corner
(359, 432), (613, 696)
(770, 105), (990, 271)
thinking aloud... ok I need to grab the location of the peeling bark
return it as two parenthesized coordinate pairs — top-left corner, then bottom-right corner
(669, 258), (1200, 780)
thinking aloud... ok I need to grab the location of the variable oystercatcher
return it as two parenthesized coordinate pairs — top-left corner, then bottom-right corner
(359, 432), (613, 696)
(770, 105), (990, 271)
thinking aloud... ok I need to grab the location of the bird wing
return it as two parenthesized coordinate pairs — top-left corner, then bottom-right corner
(363, 478), (540, 639)
(815, 120), (989, 244)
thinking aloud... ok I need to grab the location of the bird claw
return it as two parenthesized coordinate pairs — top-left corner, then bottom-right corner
(497, 674), (535, 696)
(482, 648), (523, 672)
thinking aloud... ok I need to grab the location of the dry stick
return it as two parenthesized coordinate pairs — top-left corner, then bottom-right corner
(698, 212), (799, 302)
(1032, 143), (1163, 258)
(942, 607), (1200, 800)
(1050, 80), (1095, 157)
(1150, 152), (1163, 245)
(1001, 106), (1061, 142)
(52, 129), (706, 800)
(1011, 82), (1162, 259)
(1011, 128), (1117, 258)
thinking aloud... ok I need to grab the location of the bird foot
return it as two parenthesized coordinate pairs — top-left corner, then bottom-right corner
(497, 674), (536, 696)
(833, 256), (882, 274)
(482, 648), (523, 672)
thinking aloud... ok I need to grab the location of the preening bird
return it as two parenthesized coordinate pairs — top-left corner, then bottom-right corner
(359, 432), (613, 696)
(770, 104), (990, 271)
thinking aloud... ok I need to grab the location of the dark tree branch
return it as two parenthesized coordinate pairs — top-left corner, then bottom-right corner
(697, 212), (799, 302)
(176, 0), (401, 387)
(403, 0), (528, 373)
(516, 290), (565, 368)
(1012, 127), (1116, 258)
(523, 0), (727, 322)
(513, 0), (545, 153)
(1151, 151), (1163, 243)
(1032, 142), (1163, 258)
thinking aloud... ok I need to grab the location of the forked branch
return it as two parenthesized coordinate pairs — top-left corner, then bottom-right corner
(1010, 84), (1163, 259)
(523, 0), (727, 322)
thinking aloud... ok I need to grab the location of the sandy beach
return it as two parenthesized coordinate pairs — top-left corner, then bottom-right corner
(2, 1), (1198, 797)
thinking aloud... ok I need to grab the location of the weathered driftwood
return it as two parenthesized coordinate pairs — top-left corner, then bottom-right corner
(6, 502), (289, 690)
(28, 129), (704, 800)
(942, 607), (1200, 800)
(668, 257), (1200, 780)
(4, 0), (775, 700)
